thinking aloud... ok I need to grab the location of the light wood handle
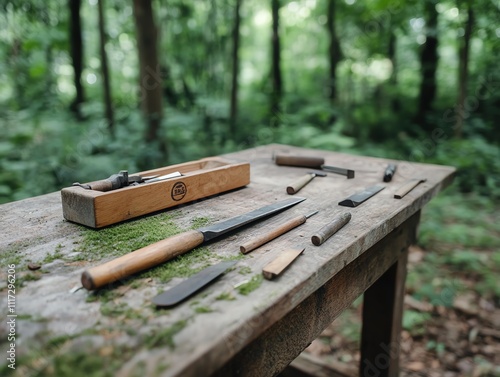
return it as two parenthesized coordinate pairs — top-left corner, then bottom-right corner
(394, 179), (426, 199)
(88, 180), (113, 192)
(262, 248), (305, 280)
(311, 212), (351, 246)
(81, 230), (205, 290)
(287, 174), (314, 195)
(240, 215), (307, 254)
(275, 154), (324, 168)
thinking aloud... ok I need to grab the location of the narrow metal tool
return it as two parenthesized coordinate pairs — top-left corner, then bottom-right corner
(383, 164), (397, 182)
(311, 212), (351, 246)
(338, 185), (385, 208)
(275, 154), (355, 179)
(394, 179), (427, 199)
(153, 260), (237, 307)
(133, 171), (182, 184)
(286, 171), (327, 195)
(81, 197), (306, 290)
(240, 210), (318, 254)
(262, 248), (305, 280)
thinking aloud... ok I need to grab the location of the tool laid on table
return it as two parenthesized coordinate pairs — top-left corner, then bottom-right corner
(262, 248), (305, 280)
(153, 260), (237, 307)
(383, 164), (397, 182)
(394, 179), (427, 199)
(311, 212), (351, 246)
(81, 197), (306, 290)
(286, 171), (327, 195)
(72, 170), (182, 191)
(275, 154), (355, 179)
(338, 185), (385, 208)
(240, 210), (318, 254)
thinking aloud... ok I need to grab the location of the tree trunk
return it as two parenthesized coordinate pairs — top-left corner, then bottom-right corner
(271, 0), (282, 125)
(416, 0), (439, 131)
(133, 0), (164, 152)
(97, 0), (114, 134)
(455, 6), (474, 139)
(326, 0), (342, 103)
(69, 0), (85, 117)
(229, 0), (241, 138)
(388, 29), (400, 112)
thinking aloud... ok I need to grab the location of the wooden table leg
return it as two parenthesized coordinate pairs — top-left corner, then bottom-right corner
(359, 244), (410, 377)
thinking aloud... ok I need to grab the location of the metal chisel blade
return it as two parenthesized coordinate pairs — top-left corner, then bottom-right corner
(153, 260), (237, 307)
(338, 185), (385, 207)
(198, 197), (306, 241)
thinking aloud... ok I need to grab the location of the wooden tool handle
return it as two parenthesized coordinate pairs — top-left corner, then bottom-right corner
(311, 212), (351, 246)
(87, 180), (113, 192)
(262, 248), (305, 280)
(81, 230), (205, 290)
(394, 179), (426, 199)
(286, 174), (314, 195)
(275, 154), (324, 168)
(240, 215), (307, 254)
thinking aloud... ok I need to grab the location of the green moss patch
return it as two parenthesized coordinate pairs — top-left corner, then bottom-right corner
(237, 274), (263, 296)
(145, 320), (187, 349)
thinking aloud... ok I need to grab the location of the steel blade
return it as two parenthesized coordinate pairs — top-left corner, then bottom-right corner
(198, 197), (306, 241)
(153, 260), (237, 307)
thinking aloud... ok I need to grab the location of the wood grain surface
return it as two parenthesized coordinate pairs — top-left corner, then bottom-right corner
(0, 144), (455, 377)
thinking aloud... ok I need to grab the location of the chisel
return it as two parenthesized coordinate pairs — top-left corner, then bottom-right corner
(81, 197), (306, 290)
(239, 210), (318, 254)
(153, 260), (237, 307)
(275, 154), (355, 179)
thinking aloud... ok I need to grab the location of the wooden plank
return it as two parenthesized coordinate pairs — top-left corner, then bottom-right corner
(212, 212), (420, 377)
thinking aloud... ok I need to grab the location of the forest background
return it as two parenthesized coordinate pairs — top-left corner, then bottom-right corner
(1, 0), (499, 375)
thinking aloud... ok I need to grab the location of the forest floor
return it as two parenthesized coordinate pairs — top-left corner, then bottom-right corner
(300, 192), (500, 377)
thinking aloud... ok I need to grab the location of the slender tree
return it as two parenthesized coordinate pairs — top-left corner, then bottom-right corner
(326, 0), (342, 103)
(68, 0), (85, 117)
(229, 0), (242, 137)
(416, 0), (439, 130)
(133, 0), (165, 152)
(455, 4), (474, 138)
(270, 0), (282, 125)
(97, 0), (114, 133)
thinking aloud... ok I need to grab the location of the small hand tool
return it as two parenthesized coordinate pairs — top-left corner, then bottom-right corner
(394, 179), (427, 199)
(383, 164), (397, 182)
(338, 185), (385, 207)
(73, 170), (182, 191)
(81, 196), (306, 290)
(240, 210), (318, 254)
(153, 260), (237, 307)
(286, 171), (327, 195)
(311, 212), (351, 246)
(262, 248), (305, 280)
(275, 154), (355, 179)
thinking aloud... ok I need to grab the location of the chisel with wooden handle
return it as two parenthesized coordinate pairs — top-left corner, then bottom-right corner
(239, 210), (318, 254)
(286, 171), (327, 195)
(81, 197), (306, 290)
(275, 154), (355, 179)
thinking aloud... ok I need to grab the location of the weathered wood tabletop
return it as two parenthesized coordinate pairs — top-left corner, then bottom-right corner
(0, 144), (455, 377)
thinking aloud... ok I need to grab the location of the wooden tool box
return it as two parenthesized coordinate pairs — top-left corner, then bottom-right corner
(61, 157), (250, 228)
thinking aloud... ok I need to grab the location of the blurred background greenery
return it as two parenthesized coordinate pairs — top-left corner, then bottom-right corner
(1, 0), (499, 202)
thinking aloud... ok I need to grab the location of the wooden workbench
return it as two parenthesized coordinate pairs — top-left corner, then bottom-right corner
(0, 144), (455, 377)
